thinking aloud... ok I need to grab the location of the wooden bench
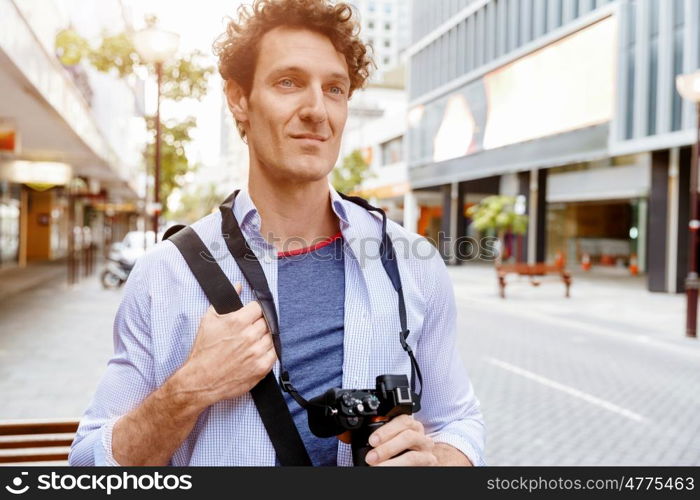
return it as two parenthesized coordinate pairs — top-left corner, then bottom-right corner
(496, 263), (572, 299)
(0, 418), (79, 465)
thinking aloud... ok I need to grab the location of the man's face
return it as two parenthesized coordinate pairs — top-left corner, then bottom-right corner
(231, 26), (351, 184)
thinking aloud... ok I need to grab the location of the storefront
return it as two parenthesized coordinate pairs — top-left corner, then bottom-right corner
(0, 161), (73, 267)
(545, 155), (650, 273)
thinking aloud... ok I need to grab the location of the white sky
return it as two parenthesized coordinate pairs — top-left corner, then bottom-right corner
(124, 0), (243, 170)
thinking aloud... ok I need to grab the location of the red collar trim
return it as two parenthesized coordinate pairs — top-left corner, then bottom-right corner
(277, 231), (343, 258)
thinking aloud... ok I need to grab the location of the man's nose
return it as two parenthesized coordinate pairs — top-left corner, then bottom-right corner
(298, 85), (328, 123)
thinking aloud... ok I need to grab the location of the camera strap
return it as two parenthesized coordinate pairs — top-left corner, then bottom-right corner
(336, 193), (423, 404)
(219, 190), (423, 409)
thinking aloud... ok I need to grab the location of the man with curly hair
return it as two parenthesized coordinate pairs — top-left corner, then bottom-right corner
(70, 0), (485, 467)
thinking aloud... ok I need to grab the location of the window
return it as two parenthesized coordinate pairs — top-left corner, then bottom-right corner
(507, 0), (520, 52)
(384, 39), (391, 48)
(0, 182), (20, 268)
(648, 0), (660, 136)
(466, 15), (475, 72)
(383, 56), (391, 65)
(457, 21), (465, 76)
(671, 0), (685, 131)
(384, 3), (392, 15)
(368, 1), (376, 13)
(623, 1), (636, 139)
(385, 22), (391, 31)
(381, 136), (404, 165)
(547, 0), (563, 31)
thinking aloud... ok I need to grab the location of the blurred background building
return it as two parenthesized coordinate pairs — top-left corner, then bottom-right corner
(338, 0), (413, 223)
(0, 0), (145, 275)
(354, 0), (412, 77)
(406, 0), (700, 293)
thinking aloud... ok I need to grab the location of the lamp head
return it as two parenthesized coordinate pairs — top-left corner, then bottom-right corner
(676, 70), (700, 104)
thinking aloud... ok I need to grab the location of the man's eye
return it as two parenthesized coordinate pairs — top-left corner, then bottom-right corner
(329, 86), (345, 95)
(279, 79), (295, 87)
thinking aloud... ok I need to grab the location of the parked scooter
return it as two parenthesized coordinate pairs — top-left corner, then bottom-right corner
(100, 231), (156, 289)
(100, 253), (135, 289)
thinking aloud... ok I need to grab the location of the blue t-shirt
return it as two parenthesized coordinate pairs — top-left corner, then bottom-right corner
(276, 232), (345, 466)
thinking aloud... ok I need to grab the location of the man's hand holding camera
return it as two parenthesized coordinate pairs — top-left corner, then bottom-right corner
(364, 415), (473, 466)
(364, 415), (436, 466)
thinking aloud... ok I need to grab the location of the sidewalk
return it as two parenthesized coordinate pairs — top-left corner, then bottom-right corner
(0, 261), (68, 303)
(0, 265), (120, 420)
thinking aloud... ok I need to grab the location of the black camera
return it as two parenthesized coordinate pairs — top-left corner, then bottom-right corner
(306, 374), (419, 466)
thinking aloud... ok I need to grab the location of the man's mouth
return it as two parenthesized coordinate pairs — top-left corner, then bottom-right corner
(290, 134), (328, 142)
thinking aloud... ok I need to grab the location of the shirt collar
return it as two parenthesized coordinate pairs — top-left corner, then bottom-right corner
(232, 184), (351, 233)
(328, 184), (351, 227)
(231, 187), (261, 232)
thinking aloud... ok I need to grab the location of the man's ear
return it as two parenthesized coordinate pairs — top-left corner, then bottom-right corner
(225, 80), (249, 125)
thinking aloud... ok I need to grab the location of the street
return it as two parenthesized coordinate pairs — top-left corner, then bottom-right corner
(453, 265), (700, 466)
(1, 264), (699, 466)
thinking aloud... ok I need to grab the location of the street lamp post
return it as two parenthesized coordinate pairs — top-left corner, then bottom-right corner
(133, 18), (179, 242)
(676, 70), (700, 338)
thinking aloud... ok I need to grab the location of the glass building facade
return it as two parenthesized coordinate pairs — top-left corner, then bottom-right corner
(407, 0), (700, 293)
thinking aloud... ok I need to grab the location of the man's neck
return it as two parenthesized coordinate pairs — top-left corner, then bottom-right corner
(248, 171), (340, 254)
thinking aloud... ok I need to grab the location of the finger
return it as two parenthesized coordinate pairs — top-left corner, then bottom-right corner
(236, 299), (264, 324)
(219, 297), (263, 323)
(245, 317), (269, 340)
(368, 414), (419, 448)
(366, 429), (432, 465)
(255, 330), (274, 353)
(261, 343), (278, 369)
(375, 450), (437, 467)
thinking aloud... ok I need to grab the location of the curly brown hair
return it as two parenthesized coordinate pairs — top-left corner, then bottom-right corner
(214, 0), (374, 138)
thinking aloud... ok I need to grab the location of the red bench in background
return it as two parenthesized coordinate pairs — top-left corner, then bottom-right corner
(496, 262), (572, 299)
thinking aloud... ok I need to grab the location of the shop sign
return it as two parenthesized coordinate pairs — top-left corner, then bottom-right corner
(0, 118), (19, 154)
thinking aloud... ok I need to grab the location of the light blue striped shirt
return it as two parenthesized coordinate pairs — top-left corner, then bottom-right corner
(69, 186), (486, 466)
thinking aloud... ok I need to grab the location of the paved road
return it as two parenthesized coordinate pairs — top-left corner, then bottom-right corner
(451, 265), (700, 466)
(1, 263), (698, 466)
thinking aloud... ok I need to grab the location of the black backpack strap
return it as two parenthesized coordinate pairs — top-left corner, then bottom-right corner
(219, 192), (310, 410)
(162, 224), (186, 242)
(165, 225), (312, 466)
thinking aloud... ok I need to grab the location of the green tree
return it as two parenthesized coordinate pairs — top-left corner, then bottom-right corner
(55, 27), (212, 102)
(143, 116), (199, 210)
(467, 195), (528, 264)
(332, 150), (372, 194)
(55, 22), (214, 216)
(170, 183), (222, 224)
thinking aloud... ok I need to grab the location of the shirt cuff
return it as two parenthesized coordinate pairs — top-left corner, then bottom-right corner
(95, 417), (123, 466)
(431, 431), (487, 466)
